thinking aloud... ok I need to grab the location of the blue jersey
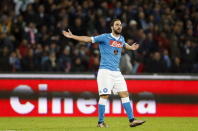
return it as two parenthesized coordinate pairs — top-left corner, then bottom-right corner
(92, 33), (126, 71)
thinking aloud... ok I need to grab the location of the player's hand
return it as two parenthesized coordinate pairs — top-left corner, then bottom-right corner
(131, 43), (139, 50)
(62, 29), (73, 38)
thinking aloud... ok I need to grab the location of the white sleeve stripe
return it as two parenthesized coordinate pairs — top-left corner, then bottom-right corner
(91, 37), (95, 43)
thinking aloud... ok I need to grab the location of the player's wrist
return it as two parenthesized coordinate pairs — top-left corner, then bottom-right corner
(70, 34), (75, 39)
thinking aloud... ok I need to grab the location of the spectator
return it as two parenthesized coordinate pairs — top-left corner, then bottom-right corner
(71, 58), (85, 72)
(162, 49), (172, 72)
(21, 48), (35, 71)
(120, 49), (133, 74)
(13, 0), (34, 15)
(24, 22), (38, 44)
(59, 47), (71, 73)
(0, 0), (197, 74)
(18, 39), (29, 57)
(144, 52), (167, 73)
(171, 57), (183, 73)
(181, 40), (196, 72)
(9, 50), (21, 72)
(0, 46), (10, 71)
(43, 52), (58, 72)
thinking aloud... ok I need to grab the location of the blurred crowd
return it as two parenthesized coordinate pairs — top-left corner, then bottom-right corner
(0, 0), (198, 74)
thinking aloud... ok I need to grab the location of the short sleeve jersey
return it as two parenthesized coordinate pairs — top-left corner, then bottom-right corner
(92, 33), (126, 71)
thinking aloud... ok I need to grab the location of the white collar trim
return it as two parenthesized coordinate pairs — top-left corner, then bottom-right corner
(111, 33), (120, 40)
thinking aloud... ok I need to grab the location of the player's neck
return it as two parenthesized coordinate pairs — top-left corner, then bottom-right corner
(111, 32), (120, 40)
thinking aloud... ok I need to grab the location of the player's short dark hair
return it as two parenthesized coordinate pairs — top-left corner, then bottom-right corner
(110, 19), (121, 27)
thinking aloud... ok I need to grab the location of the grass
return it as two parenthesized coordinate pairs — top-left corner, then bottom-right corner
(0, 117), (197, 131)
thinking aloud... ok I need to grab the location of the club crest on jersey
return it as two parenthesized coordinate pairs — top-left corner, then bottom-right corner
(109, 40), (123, 48)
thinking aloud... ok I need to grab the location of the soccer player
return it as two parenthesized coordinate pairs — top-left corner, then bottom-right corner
(62, 19), (145, 127)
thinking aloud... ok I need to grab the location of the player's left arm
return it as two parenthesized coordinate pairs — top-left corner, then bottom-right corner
(124, 43), (139, 50)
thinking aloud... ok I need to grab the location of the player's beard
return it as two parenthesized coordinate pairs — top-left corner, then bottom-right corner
(113, 28), (122, 35)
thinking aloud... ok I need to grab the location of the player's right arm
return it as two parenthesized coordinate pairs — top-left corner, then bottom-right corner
(62, 29), (92, 43)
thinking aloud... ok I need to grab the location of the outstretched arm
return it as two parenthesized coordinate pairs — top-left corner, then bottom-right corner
(62, 29), (92, 43)
(125, 43), (139, 50)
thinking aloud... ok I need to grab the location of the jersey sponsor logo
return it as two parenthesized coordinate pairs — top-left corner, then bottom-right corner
(109, 40), (123, 48)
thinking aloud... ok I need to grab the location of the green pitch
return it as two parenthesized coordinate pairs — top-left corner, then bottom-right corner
(0, 117), (197, 131)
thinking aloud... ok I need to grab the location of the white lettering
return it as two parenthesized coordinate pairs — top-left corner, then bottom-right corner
(136, 100), (156, 114)
(10, 85), (157, 116)
(77, 98), (97, 114)
(64, 98), (73, 114)
(112, 99), (122, 114)
(105, 100), (110, 114)
(10, 85), (34, 114)
(38, 84), (48, 114)
(52, 97), (61, 114)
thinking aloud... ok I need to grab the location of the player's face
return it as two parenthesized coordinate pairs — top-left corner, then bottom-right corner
(112, 20), (122, 34)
